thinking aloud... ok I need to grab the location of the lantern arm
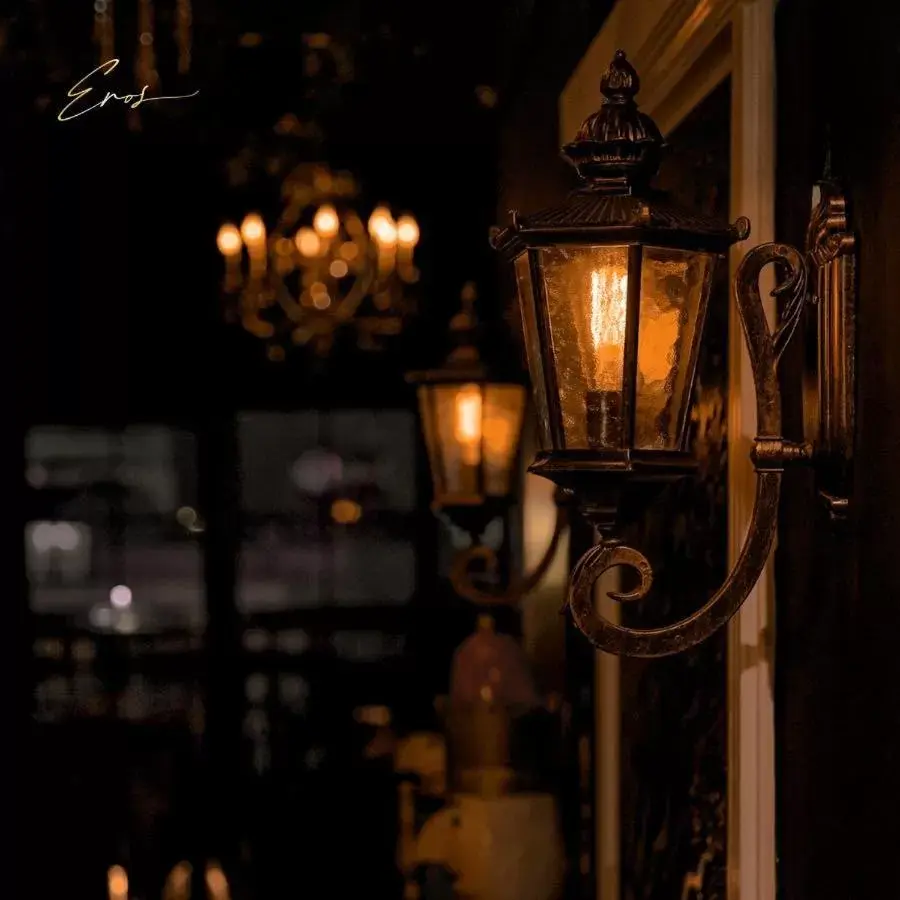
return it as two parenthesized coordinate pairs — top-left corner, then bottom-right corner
(567, 240), (814, 657)
(450, 500), (569, 606)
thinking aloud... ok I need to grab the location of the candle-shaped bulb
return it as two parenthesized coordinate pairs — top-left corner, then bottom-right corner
(107, 865), (128, 900)
(295, 227), (321, 257)
(588, 268), (628, 389)
(577, 265), (628, 447)
(313, 204), (340, 238)
(239, 213), (266, 249)
(397, 215), (419, 247)
(205, 863), (231, 900)
(216, 223), (241, 257)
(455, 384), (483, 466)
(368, 206), (397, 246)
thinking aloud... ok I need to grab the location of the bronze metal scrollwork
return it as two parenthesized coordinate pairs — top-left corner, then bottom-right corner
(807, 180), (856, 520)
(568, 241), (813, 657)
(493, 50), (857, 658)
(450, 497), (569, 606)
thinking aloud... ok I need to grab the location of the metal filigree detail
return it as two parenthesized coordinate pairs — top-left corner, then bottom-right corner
(805, 180), (856, 520)
(450, 503), (568, 606)
(566, 241), (813, 657)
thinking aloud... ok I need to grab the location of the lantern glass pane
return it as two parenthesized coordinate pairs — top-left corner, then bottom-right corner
(514, 253), (551, 450)
(416, 385), (444, 497)
(419, 383), (484, 503)
(483, 384), (526, 496)
(635, 247), (714, 449)
(540, 245), (630, 450)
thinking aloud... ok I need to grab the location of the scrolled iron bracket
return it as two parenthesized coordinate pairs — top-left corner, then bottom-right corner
(567, 242), (813, 657)
(450, 495), (570, 606)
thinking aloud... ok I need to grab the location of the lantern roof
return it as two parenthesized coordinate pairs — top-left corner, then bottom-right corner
(406, 283), (525, 385)
(492, 50), (749, 259)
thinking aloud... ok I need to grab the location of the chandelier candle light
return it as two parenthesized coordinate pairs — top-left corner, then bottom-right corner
(492, 51), (857, 657)
(217, 170), (419, 357)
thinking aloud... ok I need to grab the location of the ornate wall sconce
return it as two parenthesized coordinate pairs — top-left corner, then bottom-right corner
(492, 51), (856, 657)
(408, 285), (569, 606)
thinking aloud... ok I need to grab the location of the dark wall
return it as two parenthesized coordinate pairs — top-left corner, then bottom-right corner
(775, 3), (900, 898)
(618, 78), (731, 900)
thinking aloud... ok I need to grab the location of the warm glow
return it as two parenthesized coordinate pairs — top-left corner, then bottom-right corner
(588, 267), (628, 390)
(339, 241), (359, 261)
(368, 206), (397, 245)
(455, 384), (483, 466)
(329, 259), (349, 278)
(396, 215), (419, 247)
(376, 220), (398, 245)
(108, 865), (128, 900)
(164, 862), (192, 895)
(331, 498), (362, 524)
(313, 204), (340, 238)
(216, 223), (241, 257)
(205, 863), (230, 900)
(368, 206), (390, 233)
(240, 213), (266, 248)
(482, 412), (513, 460)
(295, 227), (321, 257)
(639, 309), (682, 383)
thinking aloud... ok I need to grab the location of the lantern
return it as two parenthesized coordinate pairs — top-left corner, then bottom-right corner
(408, 285), (527, 517)
(492, 51), (840, 657)
(493, 51), (744, 494)
(409, 284), (571, 607)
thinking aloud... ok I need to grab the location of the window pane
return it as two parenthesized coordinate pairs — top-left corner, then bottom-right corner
(237, 410), (417, 611)
(26, 425), (204, 634)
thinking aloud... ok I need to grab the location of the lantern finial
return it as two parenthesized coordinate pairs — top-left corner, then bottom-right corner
(561, 50), (664, 189)
(446, 282), (482, 367)
(600, 49), (639, 104)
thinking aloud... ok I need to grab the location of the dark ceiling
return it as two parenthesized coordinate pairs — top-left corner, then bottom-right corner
(9, 0), (521, 423)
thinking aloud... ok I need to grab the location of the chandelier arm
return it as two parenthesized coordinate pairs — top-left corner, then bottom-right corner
(450, 504), (569, 606)
(567, 240), (813, 657)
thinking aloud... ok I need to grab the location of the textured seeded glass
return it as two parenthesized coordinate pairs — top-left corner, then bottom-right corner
(514, 253), (551, 449)
(540, 245), (630, 449)
(417, 383), (525, 503)
(635, 247), (714, 449)
(482, 384), (526, 495)
(428, 384), (481, 501)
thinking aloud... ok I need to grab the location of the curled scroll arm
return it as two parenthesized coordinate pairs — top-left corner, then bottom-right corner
(566, 242), (812, 657)
(450, 502), (569, 606)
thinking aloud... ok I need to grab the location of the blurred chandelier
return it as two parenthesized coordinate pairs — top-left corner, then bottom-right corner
(217, 161), (420, 360)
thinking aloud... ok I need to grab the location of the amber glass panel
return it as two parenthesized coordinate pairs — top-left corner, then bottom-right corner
(419, 383), (483, 502)
(417, 385), (444, 496)
(482, 384), (526, 495)
(540, 245), (630, 449)
(514, 253), (551, 449)
(635, 247), (714, 449)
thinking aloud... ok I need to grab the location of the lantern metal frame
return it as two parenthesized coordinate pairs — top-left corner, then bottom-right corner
(491, 51), (856, 656)
(408, 290), (570, 607)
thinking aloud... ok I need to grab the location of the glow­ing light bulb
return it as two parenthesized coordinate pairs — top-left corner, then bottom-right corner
(454, 384), (482, 466)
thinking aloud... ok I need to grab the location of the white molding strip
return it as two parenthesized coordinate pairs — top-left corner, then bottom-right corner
(726, 5), (777, 900)
(559, 3), (778, 899)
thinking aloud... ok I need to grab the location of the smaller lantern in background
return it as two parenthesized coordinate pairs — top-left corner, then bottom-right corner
(408, 283), (526, 516)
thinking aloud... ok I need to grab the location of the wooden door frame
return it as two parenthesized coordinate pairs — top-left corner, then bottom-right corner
(559, 2), (777, 897)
